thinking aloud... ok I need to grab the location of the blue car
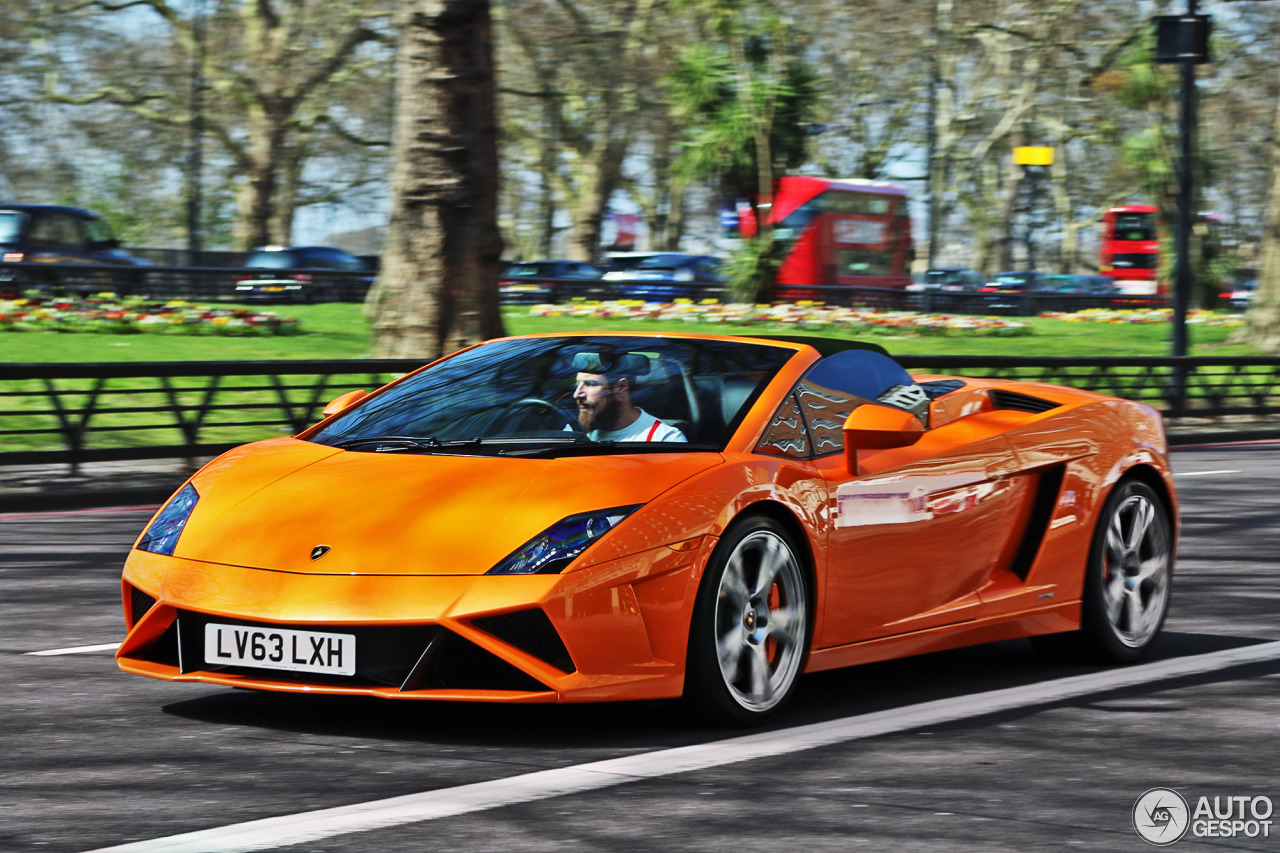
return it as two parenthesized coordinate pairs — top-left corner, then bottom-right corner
(604, 254), (724, 301)
(0, 204), (152, 297)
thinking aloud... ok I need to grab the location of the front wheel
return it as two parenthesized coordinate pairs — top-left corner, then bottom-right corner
(1036, 478), (1173, 663)
(685, 516), (810, 725)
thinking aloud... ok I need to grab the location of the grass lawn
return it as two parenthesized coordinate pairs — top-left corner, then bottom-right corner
(0, 300), (1266, 362)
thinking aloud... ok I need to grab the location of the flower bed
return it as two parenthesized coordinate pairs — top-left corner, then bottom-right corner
(1038, 308), (1245, 326)
(531, 299), (1034, 337)
(0, 295), (302, 336)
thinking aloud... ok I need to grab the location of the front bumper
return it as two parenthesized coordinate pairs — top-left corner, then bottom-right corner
(118, 543), (708, 703)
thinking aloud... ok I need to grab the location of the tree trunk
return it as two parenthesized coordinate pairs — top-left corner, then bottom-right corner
(365, 0), (505, 360)
(568, 146), (625, 262)
(234, 119), (288, 249)
(1243, 88), (1280, 351)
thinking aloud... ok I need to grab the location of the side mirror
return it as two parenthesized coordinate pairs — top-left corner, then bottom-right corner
(844, 404), (925, 474)
(322, 389), (368, 418)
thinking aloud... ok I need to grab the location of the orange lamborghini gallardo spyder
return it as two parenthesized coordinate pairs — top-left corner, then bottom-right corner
(118, 333), (1177, 724)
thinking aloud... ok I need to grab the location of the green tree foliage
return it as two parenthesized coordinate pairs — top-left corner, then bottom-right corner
(665, 0), (817, 301)
(667, 41), (816, 203)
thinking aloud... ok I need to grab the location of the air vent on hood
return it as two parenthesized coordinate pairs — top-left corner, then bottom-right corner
(989, 389), (1061, 414)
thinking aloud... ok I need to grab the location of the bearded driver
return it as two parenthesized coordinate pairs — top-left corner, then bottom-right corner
(573, 360), (687, 443)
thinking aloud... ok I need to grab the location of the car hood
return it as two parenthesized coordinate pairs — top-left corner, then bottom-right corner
(172, 437), (722, 576)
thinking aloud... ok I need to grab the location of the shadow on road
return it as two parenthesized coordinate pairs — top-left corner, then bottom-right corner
(159, 632), (1276, 749)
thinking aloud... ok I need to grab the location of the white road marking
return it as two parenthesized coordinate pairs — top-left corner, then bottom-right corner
(25, 643), (120, 656)
(86, 640), (1280, 853)
(1174, 469), (1242, 477)
(0, 505), (159, 520)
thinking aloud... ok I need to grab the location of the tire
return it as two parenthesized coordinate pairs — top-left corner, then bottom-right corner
(685, 516), (810, 725)
(1034, 478), (1173, 663)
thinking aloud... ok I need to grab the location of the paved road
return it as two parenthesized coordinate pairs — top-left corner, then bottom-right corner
(2, 444), (1278, 853)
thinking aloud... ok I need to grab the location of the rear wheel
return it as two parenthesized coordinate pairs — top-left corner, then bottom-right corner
(1035, 478), (1173, 663)
(685, 516), (809, 725)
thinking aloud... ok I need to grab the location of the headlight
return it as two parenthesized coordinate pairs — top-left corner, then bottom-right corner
(137, 483), (199, 556)
(488, 505), (642, 575)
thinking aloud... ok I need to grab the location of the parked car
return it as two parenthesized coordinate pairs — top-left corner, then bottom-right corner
(1039, 274), (1119, 296)
(0, 204), (151, 297)
(233, 245), (374, 303)
(1074, 275), (1121, 295)
(498, 260), (603, 304)
(978, 271), (1047, 313)
(907, 267), (986, 309)
(605, 253), (724, 301)
(1221, 279), (1256, 311)
(916, 267), (984, 292)
(601, 251), (669, 280)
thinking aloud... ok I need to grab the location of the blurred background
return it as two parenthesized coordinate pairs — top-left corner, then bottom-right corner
(0, 0), (1273, 305)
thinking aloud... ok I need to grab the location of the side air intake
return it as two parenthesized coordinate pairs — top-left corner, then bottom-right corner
(471, 609), (577, 673)
(989, 389), (1061, 414)
(128, 585), (157, 629)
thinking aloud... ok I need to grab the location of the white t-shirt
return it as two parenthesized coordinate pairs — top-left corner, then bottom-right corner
(588, 409), (687, 443)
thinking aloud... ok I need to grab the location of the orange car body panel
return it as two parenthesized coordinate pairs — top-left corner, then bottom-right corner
(118, 332), (1177, 705)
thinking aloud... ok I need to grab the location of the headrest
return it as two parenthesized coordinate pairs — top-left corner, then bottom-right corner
(568, 351), (651, 377)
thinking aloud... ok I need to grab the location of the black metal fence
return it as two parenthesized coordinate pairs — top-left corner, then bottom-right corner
(2, 356), (1278, 476)
(0, 360), (419, 470)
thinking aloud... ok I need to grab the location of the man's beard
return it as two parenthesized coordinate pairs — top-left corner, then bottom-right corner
(578, 393), (621, 432)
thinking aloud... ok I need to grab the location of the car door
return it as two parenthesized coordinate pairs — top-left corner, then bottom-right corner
(820, 422), (1025, 646)
(759, 349), (1025, 648)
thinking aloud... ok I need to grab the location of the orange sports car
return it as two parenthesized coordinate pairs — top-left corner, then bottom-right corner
(118, 332), (1177, 724)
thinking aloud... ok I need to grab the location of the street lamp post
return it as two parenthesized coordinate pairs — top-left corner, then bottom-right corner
(1155, 3), (1211, 408)
(1013, 146), (1053, 274)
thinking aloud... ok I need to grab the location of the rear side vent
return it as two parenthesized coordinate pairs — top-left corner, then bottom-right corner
(989, 389), (1061, 414)
(471, 609), (577, 673)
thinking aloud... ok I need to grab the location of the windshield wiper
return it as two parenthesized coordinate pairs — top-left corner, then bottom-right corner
(486, 436), (591, 455)
(501, 440), (720, 458)
(334, 435), (451, 451)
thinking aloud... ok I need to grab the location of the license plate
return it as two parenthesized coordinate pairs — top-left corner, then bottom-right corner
(204, 623), (356, 675)
(261, 285), (286, 292)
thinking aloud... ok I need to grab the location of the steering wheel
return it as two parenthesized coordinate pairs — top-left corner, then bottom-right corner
(502, 397), (581, 432)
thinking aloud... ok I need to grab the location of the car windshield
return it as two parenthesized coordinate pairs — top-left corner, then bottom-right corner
(606, 256), (657, 272)
(504, 264), (551, 277)
(309, 336), (796, 455)
(0, 212), (25, 243)
(636, 255), (691, 270)
(246, 250), (303, 269)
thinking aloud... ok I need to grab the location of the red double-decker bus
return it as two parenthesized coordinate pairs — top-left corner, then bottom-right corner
(764, 176), (912, 298)
(1100, 205), (1160, 295)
